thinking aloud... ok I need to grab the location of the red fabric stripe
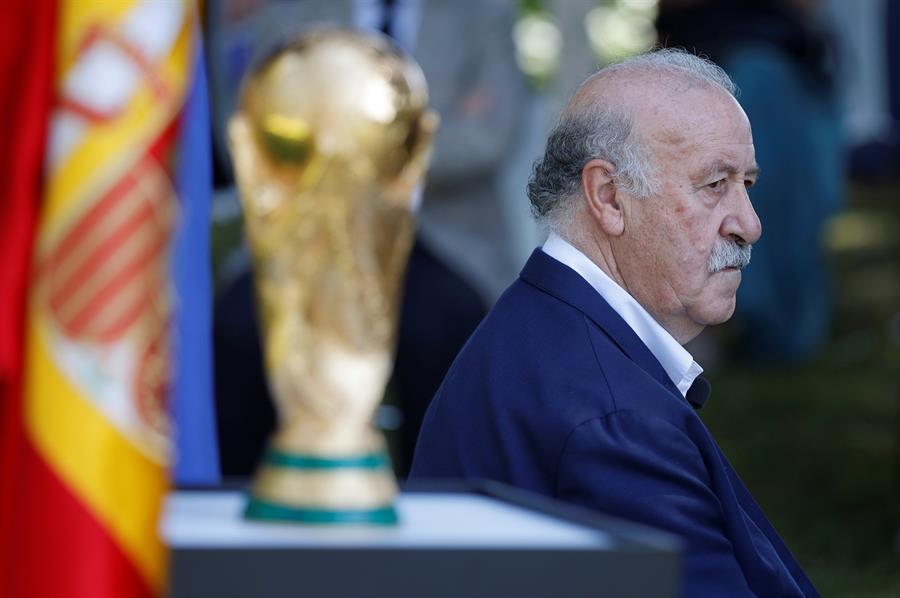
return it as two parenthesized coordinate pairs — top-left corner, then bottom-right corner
(64, 227), (168, 338)
(0, 3), (55, 383)
(4, 440), (155, 598)
(57, 94), (123, 124)
(49, 198), (155, 316)
(0, 0), (57, 593)
(40, 166), (142, 282)
(97, 271), (164, 342)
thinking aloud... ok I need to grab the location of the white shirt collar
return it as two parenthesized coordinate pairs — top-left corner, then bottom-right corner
(542, 233), (703, 397)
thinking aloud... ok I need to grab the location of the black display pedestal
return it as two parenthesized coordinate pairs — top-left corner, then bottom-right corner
(162, 481), (680, 598)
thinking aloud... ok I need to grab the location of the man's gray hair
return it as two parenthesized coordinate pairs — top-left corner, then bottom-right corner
(527, 48), (737, 232)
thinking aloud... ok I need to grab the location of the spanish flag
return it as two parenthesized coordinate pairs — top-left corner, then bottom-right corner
(1, 1), (215, 595)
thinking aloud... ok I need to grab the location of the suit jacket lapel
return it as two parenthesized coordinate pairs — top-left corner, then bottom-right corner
(519, 249), (683, 398)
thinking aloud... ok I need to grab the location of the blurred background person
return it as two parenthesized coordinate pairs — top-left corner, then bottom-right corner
(657, 0), (844, 364)
(829, 0), (900, 182)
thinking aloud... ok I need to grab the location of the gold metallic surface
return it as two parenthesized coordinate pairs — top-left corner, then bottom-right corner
(228, 28), (437, 520)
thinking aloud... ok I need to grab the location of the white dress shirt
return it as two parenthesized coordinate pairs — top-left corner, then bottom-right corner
(542, 233), (703, 397)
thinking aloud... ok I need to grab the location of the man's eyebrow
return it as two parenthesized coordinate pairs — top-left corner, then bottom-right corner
(693, 160), (761, 183)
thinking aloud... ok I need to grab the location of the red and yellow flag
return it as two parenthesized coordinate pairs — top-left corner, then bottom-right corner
(3, 2), (201, 595)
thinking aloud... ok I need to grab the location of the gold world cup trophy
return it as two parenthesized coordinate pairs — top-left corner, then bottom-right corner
(228, 29), (438, 524)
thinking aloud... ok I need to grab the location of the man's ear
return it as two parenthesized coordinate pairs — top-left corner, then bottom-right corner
(582, 158), (625, 236)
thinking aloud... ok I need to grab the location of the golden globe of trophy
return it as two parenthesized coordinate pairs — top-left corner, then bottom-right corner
(227, 28), (438, 524)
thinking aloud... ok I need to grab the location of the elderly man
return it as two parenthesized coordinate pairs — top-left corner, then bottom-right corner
(410, 50), (819, 597)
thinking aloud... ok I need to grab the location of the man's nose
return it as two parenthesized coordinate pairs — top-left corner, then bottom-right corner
(721, 186), (762, 246)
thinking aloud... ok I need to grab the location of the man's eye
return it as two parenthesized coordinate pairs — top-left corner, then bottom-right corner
(708, 179), (726, 191)
(744, 179), (755, 188)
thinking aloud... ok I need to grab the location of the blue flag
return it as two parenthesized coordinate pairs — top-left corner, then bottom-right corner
(172, 31), (220, 486)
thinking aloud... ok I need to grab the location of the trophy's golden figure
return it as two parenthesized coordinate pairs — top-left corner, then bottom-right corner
(228, 29), (437, 524)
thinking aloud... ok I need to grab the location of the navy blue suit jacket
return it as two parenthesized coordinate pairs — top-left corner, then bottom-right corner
(410, 249), (819, 597)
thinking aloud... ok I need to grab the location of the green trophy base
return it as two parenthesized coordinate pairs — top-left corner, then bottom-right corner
(244, 497), (398, 525)
(244, 447), (398, 526)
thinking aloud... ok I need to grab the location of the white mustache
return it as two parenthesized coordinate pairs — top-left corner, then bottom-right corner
(709, 238), (752, 273)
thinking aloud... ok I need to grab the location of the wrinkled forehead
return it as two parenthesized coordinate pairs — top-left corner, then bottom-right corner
(635, 84), (753, 155)
(565, 69), (754, 170)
